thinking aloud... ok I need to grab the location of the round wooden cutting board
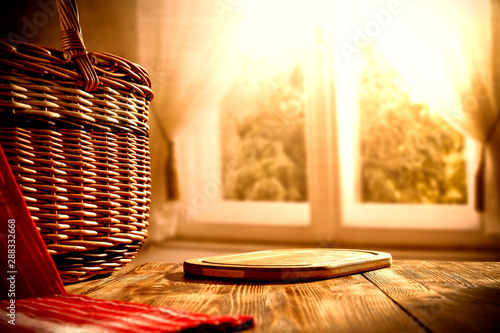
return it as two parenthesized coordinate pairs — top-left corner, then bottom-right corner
(183, 249), (392, 282)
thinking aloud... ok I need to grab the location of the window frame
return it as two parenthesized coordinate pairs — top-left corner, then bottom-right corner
(333, 43), (481, 231)
(173, 23), (497, 250)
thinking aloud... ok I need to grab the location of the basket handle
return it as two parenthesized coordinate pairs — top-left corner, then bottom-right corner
(56, 0), (99, 92)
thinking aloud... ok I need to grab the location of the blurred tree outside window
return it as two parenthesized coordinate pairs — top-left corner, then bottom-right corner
(219, 55), (308, 202)
(359, 47), (467, 204)
(217, 45), (468, 205)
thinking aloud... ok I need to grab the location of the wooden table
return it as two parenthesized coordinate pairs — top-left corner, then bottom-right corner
(66, 261), (500, 332)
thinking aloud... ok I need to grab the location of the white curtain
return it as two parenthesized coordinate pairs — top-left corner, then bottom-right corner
(135, 0), (247, 240)
(134, 0), (327, 241)
(482, 0), (500, 235)
(448, 0), (499, 235)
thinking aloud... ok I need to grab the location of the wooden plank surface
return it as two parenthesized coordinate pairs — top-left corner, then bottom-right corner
(65, 260), (500, 333)
(375, 260), (500, 332)
(67, 262), (414, 332)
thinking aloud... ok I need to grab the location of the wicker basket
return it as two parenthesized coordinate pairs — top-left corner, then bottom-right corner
(0, 0), (153, 283)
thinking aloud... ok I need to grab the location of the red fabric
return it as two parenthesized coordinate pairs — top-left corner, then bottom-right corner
(0, 294), (253, 333)
(0, 144), (254, 332)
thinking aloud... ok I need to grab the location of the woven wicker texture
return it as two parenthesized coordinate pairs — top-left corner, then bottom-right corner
(0, 0), (153, 283)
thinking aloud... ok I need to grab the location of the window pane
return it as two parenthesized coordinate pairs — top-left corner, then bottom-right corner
(359, 48), (467, 204)
(219, 56), (308, 202)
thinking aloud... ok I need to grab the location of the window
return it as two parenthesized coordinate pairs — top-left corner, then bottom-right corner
(219, 60), (307, 204)
(336, 46), (479, 230)
(176, 5), (314, 230)
(174, 0), (491, 247)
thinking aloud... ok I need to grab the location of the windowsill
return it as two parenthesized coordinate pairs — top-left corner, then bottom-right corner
(131, 238), (500, 265)
(188, 201), (309, 226)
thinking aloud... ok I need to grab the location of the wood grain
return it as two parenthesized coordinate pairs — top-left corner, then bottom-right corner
(66, 260), (500, 333)
(68, 262), (413, 332)
(364, 261), (500, 333)
(65, 263), (139, 295)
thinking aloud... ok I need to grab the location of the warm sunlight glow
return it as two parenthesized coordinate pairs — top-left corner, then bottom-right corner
(331, 0), (481, 227)
(332, 0), (490, 130)
(231, 0), (334, 59)
(231, 0), (483, 125)
(375, 0), (463, 119)
(177, 0), (485, 230)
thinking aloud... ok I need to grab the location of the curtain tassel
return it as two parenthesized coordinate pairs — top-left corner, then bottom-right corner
(475, 110), (500, 212)
(475, 150), (486, 212)
(166, 139), (179, 201)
